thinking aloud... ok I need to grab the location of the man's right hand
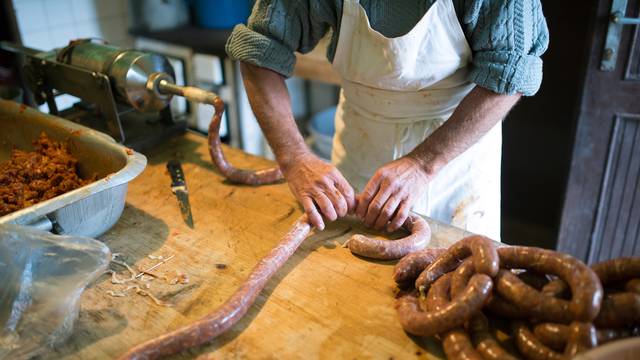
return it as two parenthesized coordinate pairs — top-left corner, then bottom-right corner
(282, 152), (356, 230)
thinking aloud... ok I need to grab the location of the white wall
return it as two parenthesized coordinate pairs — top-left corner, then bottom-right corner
(13, 0), (132, 51)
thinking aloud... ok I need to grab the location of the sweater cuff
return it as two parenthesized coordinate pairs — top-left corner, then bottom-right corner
(225, 24), (297, 77)
(469, 51), (543, 96)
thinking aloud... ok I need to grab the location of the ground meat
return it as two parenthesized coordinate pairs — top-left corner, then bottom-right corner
(0, 132), (94, 216)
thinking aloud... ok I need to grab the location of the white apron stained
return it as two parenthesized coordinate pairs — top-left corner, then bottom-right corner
(330, 0), (502, 240)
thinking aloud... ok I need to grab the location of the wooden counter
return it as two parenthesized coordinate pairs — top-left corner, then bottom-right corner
(50, 132), (470, 359)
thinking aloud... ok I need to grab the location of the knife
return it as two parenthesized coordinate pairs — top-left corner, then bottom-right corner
(167, 159), (194, 228)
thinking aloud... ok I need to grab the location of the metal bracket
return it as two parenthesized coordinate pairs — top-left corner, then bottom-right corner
(601, 0), (640, 71)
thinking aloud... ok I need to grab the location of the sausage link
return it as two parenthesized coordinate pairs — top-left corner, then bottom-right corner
(468, 313), (518, 360)
(534, 322), (640, 349)
(393, 248), (447, 285)
(207, 97), (283, 185)
(443, 328), (483, 360)
(425, 273), (483, 360)
(591, 256), (640, 285)
(541, 279), (570, 299)
(346, 214), (431, 260)
(425, 272), (453, 312)
(513, 322), (564, 360)
(498, 247), (603, 322)
(594, 292), (640, 328)
(563, 322), (597, 358)
(532, 323), (568, 352)
(448, 260), (532, 320)
(397, 274), (493, 337)
(450, 258), (475, 299)
(119, 215), (312, 360)
(449, 259), (532, 320)
(494, 269), (572, 323)
(596, 327), (640, 344)
(625, 278), (640, 294)
(415, 236), (499, 292)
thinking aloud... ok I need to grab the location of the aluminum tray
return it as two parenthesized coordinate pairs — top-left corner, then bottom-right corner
(0, 99), (146, 237)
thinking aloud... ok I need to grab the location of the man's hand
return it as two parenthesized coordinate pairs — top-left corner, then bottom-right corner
(356, 156), (430, 232)
(239, 63), (355, 230)
(283, 152), (356, 230)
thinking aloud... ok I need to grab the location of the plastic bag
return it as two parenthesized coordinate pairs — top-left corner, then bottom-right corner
(0, 224), (111, 359)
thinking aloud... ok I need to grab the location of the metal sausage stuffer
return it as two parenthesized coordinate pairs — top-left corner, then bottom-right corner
(0, 39), (220, 149)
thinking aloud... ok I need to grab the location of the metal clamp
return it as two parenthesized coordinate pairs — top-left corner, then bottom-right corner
(601, 0), (639, 71)
(612, 11), (640, 25)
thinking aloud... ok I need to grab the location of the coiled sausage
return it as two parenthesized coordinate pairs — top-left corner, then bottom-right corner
(415, 236), (499, 292)
(393, 248), (446, 285)
(346, 214), (431, 260)
(397, 274), (493, 337)
(498, 247), (603, 322)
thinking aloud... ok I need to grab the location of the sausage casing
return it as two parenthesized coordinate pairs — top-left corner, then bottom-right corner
(468, 313), (518, 360)
(494, 269), (572, 323)
(394, 248), (446, 285)
(594, 292), (640, 328)
(397, 274), (493, 337)
(591, 257), (640, 285)
(498, 247), (603, 322)
(119, 215), (312, 360)
(563, 322), (597, 358)
(208, 97), (283, 185)
(513, 322), (564, 360)
(424, 273), (483, 360)
(415, 236), (499, 292)
(346, 214), (431, 260)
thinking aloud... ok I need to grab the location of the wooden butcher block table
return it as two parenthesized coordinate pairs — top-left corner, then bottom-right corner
(50, 132), (471, 360)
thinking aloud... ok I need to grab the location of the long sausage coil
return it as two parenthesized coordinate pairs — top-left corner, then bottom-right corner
(119, 215), (313, 359)
(207, 96), (283, 185)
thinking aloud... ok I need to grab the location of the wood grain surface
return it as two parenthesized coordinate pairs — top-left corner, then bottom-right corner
(49, 132), (470, 360)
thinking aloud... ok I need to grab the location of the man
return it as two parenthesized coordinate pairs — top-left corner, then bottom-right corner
(226, 0), (548, 240)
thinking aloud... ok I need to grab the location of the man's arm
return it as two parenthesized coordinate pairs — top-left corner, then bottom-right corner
(356, 86), (521, 231)
(240, 62), (355, 230)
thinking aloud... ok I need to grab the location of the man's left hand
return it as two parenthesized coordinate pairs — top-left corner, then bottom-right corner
(356, 156), (431, 232)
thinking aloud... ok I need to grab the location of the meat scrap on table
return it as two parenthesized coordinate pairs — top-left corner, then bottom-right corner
(105, 253), (189, 308)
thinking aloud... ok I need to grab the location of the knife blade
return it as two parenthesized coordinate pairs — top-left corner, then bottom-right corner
(167, 159), (194, 228)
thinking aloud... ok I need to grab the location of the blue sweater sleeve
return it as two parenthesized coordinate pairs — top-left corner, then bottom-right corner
(459, 0), (549, 96)
(226, 0), (549, 96)
(225, 0), (335, 77)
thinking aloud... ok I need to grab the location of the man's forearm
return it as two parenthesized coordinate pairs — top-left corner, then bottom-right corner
(407, 86), (521, 178)
(240, 62), (309, 170)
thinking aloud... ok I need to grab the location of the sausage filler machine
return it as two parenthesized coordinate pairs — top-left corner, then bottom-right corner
(0, 39), (220, 150)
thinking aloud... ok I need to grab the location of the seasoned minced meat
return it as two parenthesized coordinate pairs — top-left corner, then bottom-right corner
(0, 132), (95, 216)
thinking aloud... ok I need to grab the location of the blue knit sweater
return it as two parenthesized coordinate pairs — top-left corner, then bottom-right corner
(226, 0), (549, 96)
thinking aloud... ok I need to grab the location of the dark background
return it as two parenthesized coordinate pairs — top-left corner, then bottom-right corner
(502, 0), (595, 248)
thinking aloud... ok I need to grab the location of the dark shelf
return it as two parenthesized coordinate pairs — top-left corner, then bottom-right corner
(131, 25), (233, 57)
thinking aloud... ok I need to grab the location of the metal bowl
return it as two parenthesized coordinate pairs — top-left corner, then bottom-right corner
(0, 99), (146, 237)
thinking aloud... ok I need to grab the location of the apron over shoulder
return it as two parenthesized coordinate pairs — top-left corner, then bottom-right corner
(330, 0), (502, 240)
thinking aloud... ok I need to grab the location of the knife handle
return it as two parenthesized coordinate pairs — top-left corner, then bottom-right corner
(167, 159), (186, 188)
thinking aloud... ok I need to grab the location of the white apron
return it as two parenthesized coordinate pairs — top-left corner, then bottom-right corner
(330, 0), (502, 240)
